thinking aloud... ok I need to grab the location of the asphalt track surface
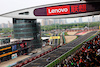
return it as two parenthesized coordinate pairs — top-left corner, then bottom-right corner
(23, 31), (97, 67)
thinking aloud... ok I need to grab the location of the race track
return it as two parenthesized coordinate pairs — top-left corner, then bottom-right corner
(23, 31), (97, 67)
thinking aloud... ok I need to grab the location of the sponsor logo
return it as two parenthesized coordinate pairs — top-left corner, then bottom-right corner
(48, 8), (68, 13)
(47, 5), (70, 15)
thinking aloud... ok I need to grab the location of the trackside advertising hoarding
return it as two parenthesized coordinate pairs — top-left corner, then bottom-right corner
(34, 2), (100, 16)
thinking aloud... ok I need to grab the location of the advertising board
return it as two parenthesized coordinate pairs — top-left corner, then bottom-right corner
(20, 43), (24, 48)
(50, 36), (60, 39)
(34, 2), (100, 16)
(12, 45), (17, 51)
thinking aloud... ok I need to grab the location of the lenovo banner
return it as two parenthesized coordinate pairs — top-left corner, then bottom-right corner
(46, 4), (86, 16)
(47, 5), (70, 15)
(34, 2), (100, 16)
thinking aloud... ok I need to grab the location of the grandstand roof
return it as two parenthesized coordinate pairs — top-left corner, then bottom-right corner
(0, 1), (100, 19)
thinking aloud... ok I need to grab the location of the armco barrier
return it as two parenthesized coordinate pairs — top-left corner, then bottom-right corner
(46, 31), (99, 67)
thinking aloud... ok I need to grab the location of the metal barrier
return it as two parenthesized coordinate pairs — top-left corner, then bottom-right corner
(8, 45), (61, 67)
(62, 32), (66, 44)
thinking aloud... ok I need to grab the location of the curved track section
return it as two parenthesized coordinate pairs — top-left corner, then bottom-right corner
(23, 31), (97, 67)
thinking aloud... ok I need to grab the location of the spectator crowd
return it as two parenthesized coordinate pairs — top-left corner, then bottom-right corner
(58, 34), (100, 67)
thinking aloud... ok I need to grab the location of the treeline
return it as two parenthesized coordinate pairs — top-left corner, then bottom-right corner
(0, 28), (13, 34)
(41, 22), (100, 31)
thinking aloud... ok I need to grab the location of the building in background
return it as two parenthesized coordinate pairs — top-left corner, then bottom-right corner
(41, 19), (45, 26)
(0, 22), (13, 28)
(0, 19), (42, 63)
(8, 21), (12, 28)
(1, 23), (5, 28)
(13, 18), (42, 47)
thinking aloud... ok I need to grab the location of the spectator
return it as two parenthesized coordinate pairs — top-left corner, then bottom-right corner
(59, 34), (100, 67)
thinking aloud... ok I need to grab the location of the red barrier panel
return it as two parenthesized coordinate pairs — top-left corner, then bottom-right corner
(29, 58), (33, 62)
(43, 52), (45, 55)
(32, 57), (35, 60)
(18, 62), (24, 67)
(49, 50), (51, 52)
(34, 56), (37, 59)
(45, 51), (47, 54)
(57, 45), (60, 48)
(54, 47), (56, 49)
(35, 56), (38, 58)
(37, 55), (41, 58)
(41, 53), (45, 56)
(32, 57), (36, 60)
(47, 50), (49, 53)
(52, 48), (54, 50)
(14, 65), (19, 67)
(24, 60), (29, 64)
(53, 48), (55, 50)
(40, 53), (43, 56)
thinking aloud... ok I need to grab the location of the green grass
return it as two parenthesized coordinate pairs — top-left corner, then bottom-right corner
(58, 32), (61, 36)
(64, 32), (68, 36)
(45, 33), (51, 36)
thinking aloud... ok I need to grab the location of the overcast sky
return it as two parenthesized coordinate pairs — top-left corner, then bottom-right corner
(0, 0), (99, 24)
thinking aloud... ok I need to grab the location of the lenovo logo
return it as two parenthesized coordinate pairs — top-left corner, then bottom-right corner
(47, 5), (70, 15)
(48, 8), (68, 13)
